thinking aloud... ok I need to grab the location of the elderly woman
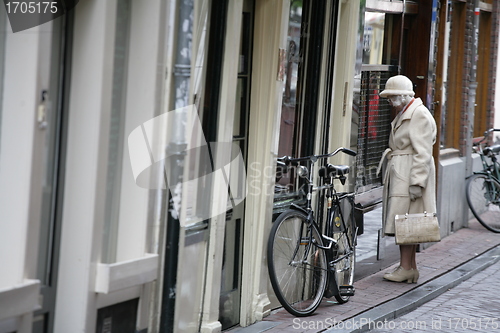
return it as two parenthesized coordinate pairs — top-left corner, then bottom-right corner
(378, 75), (437, 283)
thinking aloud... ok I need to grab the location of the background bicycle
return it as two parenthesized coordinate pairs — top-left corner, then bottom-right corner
(466, 128), (500, 233)
(267, 147), (358, 316)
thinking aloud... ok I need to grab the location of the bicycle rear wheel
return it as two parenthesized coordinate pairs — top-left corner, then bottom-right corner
(267, 210), (327, 316)
(330, 200), (356, 303)
(466, 174), (500, 233)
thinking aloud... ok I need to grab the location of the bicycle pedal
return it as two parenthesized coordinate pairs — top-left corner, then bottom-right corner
(339, 285), (355, 296)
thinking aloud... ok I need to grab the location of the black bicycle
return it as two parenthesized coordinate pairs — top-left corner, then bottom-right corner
(466, 128), (500, 233)
(267, 147), (358, 316)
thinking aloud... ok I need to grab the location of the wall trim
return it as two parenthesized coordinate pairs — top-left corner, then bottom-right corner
(0, 279), (40, 322)
(239, 0), (289, 327)
(95, 254), (158, 294)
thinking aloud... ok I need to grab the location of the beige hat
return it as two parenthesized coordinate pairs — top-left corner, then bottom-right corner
(379, 75), (415, 97)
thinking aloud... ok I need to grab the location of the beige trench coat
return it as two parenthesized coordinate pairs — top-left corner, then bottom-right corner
(381, 98), (437, 236)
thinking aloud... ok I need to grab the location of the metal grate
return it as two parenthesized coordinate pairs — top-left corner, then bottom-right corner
(355, 71), (393, 192)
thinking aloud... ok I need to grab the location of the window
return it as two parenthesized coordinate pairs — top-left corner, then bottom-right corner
(363, 12), (386, 65)
(355, 9), (399, 193)
(275, 0), (327, 195)
(474, 4), (493, 139)
(355, 71), (394, 192)
(443, 1), (466, 149)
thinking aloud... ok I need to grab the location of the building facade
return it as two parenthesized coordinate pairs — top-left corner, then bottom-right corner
(0, 0), (498, 333)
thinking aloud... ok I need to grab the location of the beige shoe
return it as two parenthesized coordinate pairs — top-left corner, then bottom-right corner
(383, 266), (417, 283)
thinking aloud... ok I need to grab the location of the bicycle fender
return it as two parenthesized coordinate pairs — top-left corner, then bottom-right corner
(466, 171), (489, 179)
(289, 203), (308, 216)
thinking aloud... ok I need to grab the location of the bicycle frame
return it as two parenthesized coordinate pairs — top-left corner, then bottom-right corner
(465, 130), (500, 234)
(472, 129), (500, 173)
(283, 148), (356, 268)
(475, 146), (500, 179)
(470, 129), (500, 202)
(325, 192), (356, 253)
(267, 147), (358, 315)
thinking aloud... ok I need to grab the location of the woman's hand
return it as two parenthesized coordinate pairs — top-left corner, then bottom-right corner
(409, 185), (422, 201)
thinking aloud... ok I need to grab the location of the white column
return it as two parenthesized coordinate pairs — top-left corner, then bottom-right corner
(199, 1), (244, 332)
(116, 0), (165, 264)
(0, 21), (42, 290)
(0, 21), (46, 333)
(329, 0), (360, 168)
(53, 1), (117, 331)
(117, 1), (166, 330)
(239, 0), (289, 326)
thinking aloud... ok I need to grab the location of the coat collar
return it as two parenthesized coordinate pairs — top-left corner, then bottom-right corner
(392, 98), (423, 131)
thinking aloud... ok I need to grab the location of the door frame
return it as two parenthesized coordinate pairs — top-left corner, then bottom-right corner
(198, 0), (245, 331)
(239, 0), (290, 327)
(32, 11), (74, 333)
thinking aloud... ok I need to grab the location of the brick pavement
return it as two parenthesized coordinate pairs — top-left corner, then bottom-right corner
(228, 219), (500, 332)
(367, 251), (500, 332)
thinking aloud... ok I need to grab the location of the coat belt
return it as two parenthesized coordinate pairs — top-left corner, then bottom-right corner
(376, 148), (415, 176)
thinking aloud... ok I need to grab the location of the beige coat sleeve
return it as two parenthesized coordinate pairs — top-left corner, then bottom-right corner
(408, 106), (437, 188)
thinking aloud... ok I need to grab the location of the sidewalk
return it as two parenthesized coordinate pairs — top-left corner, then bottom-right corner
(365, 254), (500, 332)
(228, 219), (500, 332)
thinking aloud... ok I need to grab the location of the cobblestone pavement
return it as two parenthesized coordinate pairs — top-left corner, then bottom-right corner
(355, 207), (381, 262)
(227, 219), (500, 333)
(366, 259), (500, 333)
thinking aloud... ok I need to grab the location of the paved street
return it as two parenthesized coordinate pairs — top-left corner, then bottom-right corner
(367, 258), (500, 332)
(355, 207), (382, 262)
(354, 207), (400, 281)
(228, 218), (500, 333)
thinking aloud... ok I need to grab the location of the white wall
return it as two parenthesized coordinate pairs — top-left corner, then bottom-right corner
(54, 0), (117, 330)
(0, 20), (47, 333)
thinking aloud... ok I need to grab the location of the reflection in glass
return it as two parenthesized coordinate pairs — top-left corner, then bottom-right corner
(363, 12), (385, 65)
(276, 0), (303, 193)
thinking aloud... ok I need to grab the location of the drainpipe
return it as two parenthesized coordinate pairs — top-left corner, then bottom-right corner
(464, 0), (480, 227)
(160, 0), (193, 331)
(398, 0), (406, 74)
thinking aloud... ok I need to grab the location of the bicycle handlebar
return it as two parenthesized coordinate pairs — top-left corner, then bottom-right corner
(473, 129), (500, 146)
(484, 128), (500, 136)
(278, 147), (357, 165)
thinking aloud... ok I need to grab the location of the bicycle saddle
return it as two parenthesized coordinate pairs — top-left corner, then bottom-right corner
(319, 164), (350, 178)
(484, 145), (500, 156)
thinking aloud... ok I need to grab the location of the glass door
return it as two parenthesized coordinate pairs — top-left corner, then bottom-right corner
(274, 0), (328, 203)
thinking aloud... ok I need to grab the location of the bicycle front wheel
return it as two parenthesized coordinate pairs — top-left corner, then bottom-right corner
(331, 203), (356, 303)
(466, 173), (500, 233)
(267, 210), (327, 316)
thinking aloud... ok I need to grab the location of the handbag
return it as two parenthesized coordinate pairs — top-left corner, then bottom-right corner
(394, 211), (441, 245)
